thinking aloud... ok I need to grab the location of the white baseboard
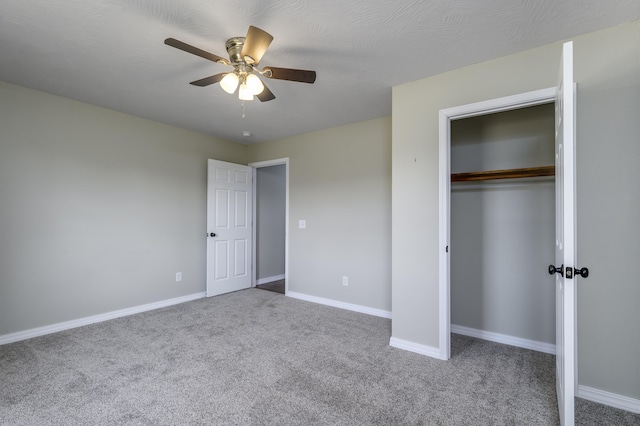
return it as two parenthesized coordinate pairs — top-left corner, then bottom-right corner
(578, 385), (640, 414)
(0, 292), (206, 345)
(286, 291), (392, 319)
(256, 274), (285, 285)
(389, 337), (444, 359)
(451, 324), (556, 355)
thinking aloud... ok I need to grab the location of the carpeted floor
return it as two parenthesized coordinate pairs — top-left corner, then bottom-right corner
(1, 289), (638, 425)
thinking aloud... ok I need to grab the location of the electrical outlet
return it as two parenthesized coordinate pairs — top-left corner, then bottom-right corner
(176, 272), (182, 282)
(342, 276), (349, 286)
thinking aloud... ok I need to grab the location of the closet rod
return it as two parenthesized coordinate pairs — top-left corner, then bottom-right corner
(451, 166), (555, 182)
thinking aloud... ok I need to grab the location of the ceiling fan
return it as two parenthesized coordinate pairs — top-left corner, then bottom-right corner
(165, 26), (316, 102)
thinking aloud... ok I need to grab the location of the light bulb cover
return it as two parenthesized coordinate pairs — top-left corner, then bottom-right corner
(245, 73), (265, 95)
(220, 73), (239, 94)
(238, 83), (253, 101)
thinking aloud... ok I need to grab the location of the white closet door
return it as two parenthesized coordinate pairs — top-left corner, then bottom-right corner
(554, 41), (576, 426)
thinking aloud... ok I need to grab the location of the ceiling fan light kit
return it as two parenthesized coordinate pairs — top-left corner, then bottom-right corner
(164, 26), (316, 103)
(238, 81), (254, 101)
(245, 74), (264, 95)
(220, 73), (239, 94)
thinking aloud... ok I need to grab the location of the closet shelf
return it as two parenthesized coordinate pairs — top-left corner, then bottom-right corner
(451, 166), (555, 182)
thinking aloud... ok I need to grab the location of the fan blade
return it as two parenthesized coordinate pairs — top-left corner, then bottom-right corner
(190, 73), (227, 87)
(263, 67), (316, 84)
(241, 26), (273, 65)
(164, 38), (229, 65)
(257, 83), (276, 102)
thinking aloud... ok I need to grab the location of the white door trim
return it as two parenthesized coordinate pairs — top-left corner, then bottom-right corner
(249, 158), (290, 294)
(438, 87), (556, 360)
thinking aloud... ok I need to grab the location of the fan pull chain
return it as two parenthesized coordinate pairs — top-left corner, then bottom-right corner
(241, 100), (246, 119)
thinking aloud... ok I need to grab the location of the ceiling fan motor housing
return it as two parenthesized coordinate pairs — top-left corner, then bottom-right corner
(225, 37), (246, 65)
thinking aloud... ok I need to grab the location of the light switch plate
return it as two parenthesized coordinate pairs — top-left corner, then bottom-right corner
(299, 220), (306, 229)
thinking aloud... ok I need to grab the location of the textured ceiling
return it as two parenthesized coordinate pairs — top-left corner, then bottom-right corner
(1, 0), (639, 144)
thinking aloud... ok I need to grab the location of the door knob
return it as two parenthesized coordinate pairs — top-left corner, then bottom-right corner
(574, 267), (589, 278)
(548, 264), (564, 277)
(209, 232), (216, 237)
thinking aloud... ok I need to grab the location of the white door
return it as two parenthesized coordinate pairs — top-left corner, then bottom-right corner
(554, 41), (576, 426)
(206, 159), (252, 297)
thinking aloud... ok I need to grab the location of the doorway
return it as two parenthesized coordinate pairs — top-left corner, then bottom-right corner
(438, 87), (557, 360)
(449, 103), (556, 354)
(250, 158), (289, 295)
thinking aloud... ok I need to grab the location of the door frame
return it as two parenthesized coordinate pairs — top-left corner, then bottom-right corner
(437, 87), (557, 360)
(249, 158), (290, 294)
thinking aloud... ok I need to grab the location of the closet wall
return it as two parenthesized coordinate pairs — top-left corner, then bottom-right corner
(450, 103), (556, 346)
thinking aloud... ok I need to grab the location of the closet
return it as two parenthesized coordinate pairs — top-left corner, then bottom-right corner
(450, 103), (556, 351)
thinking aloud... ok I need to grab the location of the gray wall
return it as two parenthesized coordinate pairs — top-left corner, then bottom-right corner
(450, 105), (556, 345)
(256, 164), (286, 281)
(248, 117), (392, 312)
(392, 20), (640, 399)
(0, 81), (247, 335)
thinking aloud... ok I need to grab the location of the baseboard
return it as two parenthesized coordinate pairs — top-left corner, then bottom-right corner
(389, 337), (444, 359)
(578, 385), (640, 414)
(451, 324), (556, 355)
(286, 291), (392, 319)
(0, 292), (207, 346)
(256, 274), (285, 285)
